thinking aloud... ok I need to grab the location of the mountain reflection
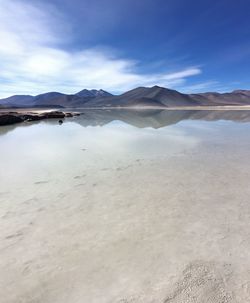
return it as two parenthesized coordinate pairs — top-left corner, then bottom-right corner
(74, 109), (250, 128)
(2, 109), (250, 136)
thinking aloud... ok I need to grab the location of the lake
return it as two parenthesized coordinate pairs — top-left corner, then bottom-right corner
(1, 109), (250, 303)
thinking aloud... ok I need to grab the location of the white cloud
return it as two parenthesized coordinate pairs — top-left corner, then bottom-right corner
(0, 0), (201, 98)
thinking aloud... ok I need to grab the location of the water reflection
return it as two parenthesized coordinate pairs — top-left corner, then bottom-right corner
(1, 109), (250, 137)
(1, 108), (250, 303)
(73, 109), (250, 128)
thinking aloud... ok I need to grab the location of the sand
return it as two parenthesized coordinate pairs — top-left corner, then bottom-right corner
(0, 117), (250, 302)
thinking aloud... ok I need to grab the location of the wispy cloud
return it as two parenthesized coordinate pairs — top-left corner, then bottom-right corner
(179, 81), (233, 93)
(0, 0), (201, 97)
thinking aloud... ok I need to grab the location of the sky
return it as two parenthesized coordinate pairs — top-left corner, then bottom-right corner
(0, 0), (250, 97)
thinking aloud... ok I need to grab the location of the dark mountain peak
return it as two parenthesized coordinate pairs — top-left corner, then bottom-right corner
(199, 92), (221, 96)
(35, 92), (64, 98)
(146, 86), (185, 98)
(120, 86), (150, 97)
(75, 89), (94, 97)
(96, 89), (113, 97)
(150, 85), (169, 91)
(150, 85), (164, 91)
(76, 89), (112, 98)
(120, 86), (166, 96)
(150, 85), (171, 90)
(149, 85), (182, 94)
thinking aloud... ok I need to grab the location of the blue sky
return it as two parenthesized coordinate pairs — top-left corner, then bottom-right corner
(0, 0), (249, 97)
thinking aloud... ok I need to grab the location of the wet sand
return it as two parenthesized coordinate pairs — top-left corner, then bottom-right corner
(0, 116), (250, 302)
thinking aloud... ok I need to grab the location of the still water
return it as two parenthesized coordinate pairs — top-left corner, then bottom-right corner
(1, 109), (250, 303)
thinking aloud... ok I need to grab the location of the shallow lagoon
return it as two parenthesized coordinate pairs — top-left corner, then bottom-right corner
(1, 109), (250, 303)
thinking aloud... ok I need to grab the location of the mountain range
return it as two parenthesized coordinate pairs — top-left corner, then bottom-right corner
(1, 86), (250, 108)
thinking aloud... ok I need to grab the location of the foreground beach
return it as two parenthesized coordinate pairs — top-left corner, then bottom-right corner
(0, 112), (250, 302)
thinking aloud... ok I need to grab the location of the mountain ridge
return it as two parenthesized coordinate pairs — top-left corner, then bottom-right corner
(1, 86), (250, 108)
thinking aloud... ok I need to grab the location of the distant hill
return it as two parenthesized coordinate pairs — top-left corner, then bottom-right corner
(1, 86), (250, 108)
(0, 89), (113, 108)
(0, 95), (34, 107)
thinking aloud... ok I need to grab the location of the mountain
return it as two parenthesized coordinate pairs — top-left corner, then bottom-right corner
(82, 86), (199, 108)
(80, 86), (250, 108)
(76, 89), (112, 98)
(189, 90), (250, 106)
(0, 89), (113, 108)
(32, 92), (71, 107)
(1, 86), (250, 108)
(0, 95), (34, 107)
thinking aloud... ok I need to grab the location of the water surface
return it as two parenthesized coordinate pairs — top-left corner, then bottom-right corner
(1, 109), (250, 303)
